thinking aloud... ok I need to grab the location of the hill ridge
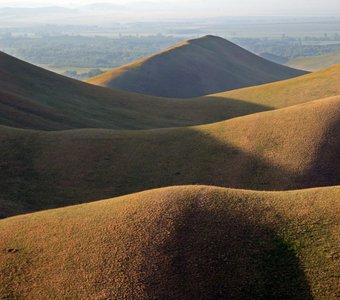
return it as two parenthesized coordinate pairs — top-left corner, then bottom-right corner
(0, 49), (274, 130)
(87, 35), (307, 98)
(2, 50), (340, 131)
(1, 96), (338, 218)
(1, 185), (338, 299)
(212, 64), (340, 108)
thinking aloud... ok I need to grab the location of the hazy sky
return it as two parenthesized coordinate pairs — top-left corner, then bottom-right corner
(0, 0), (340, 17)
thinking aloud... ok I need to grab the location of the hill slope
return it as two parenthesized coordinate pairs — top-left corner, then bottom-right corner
(1, 185), (339, 299)
(87, 35), (307, 98)
(287, 53), (340, 71)
(1, 96), (339, 218)
(208, 64), (340, 108)
(2, 51), (340, 131)
(0, 50), (273, 130)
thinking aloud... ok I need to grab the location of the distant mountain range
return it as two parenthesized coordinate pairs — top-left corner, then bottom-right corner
(0, 6), (76, 16)
(0, 2), (163, 17)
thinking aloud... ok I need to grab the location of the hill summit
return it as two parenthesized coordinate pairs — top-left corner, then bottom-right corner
(87, 35), (307, 98)
(0, 50), (269, 131)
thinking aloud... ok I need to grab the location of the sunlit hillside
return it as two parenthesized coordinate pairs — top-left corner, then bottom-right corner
(1, 96), (339, 218)
(1, 185), (338, 299)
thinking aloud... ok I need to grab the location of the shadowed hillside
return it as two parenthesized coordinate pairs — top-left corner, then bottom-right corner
(0, 50), (274, 130)
(87, 35), (307, 98)
(210, 64), (340, 108)
(1, 185), (339, 299)
(1, 97), (339, 218)
(2, 51), (340, 131)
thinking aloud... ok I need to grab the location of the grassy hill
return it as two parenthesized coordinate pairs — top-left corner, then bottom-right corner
(287, 52), (340, 71)
(0, 34), (339, 300)
(87, 35), (307, 98)
(0, 50), (274, 131)
(208, 64), (340, 108)
(1, 96), (339, 218)
(1, 185), (339, 299)
(2, 50), (340, 131)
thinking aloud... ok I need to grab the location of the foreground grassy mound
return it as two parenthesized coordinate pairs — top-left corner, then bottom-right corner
(0, 50), (276, 130)
(210, 64), (340, 108)
(0, 185), (339, 299)
(87, 35), (306, 98)
(1, 96), (339, 217)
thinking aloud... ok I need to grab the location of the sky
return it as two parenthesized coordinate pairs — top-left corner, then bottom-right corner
(0, 0), (340, 17)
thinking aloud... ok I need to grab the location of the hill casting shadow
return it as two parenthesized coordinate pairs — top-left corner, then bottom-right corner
(0, 125), (316, 218)
(0, 50), (276, 131)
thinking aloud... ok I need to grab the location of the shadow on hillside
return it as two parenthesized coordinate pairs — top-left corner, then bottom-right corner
(184, 96), (273, 126)
(1, 122), (337, 218)
(0, 127), (305, 218)
(301, 118), (340, 188)
(0, 72), (274, 129)
(141, 199), (313, 299)
(109, 127), (303, 195)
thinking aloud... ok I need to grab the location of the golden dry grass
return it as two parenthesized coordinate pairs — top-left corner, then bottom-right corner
(87, 35), (306, 98)
(0, 185), (339, 299)
(211, 64), (340, 108)
(0, 36), (339, 300)
(287, 52), (340, 71)
(1, 96), (339, 218)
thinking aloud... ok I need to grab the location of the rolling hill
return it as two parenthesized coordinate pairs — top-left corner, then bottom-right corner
(1, 96), (339, 218)
(0, 50), (272, 130)
(207, 64), (340, 108)
(0, 33), (339, 300)
(287, 52), (340, 71)
(1, 50), (340, 131)
(87, 35), (307, 98)
(1, 185), (339, 299)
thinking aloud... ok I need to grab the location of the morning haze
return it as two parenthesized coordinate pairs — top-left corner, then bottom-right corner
(1, 0), (340, 17)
